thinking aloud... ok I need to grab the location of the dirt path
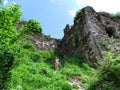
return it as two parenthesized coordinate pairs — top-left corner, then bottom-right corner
(68, 76), (85, 90)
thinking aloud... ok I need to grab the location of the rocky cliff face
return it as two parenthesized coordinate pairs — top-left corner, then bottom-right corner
(31, 33), (58, 51)
(58, 6), (120, 63)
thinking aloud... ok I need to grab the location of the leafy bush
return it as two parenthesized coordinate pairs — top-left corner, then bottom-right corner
(88, 52), (120, 90)
(0, 3), (22, 89)
(0, 49), (14, 89)
(106, 12), (120, 19)
(114, 12), (120, 19)
(0, 4), (22, 45)
(25, 19), (42, 33)
(74, 9), (83, 20)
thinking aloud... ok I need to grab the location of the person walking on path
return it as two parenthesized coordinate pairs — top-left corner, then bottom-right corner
(55, 57), (60, 71)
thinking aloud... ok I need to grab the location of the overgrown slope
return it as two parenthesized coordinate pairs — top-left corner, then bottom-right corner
(0, 3), (97, 90)
(6, 37), (98, 89)
(0, 3), (120, 90)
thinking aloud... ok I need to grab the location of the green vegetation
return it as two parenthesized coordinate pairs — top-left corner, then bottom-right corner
(0, 0), (2, 5)
(6, 47), (98, 90)
(114, 12), (120, 18)
(25, 19), (42, 33)
(0, 3), (22, 89)
(0, 2), (120, 90)
(103, 11), (120, 19)
(74, 9), (83, 20)
(88, 52), (120, 90)
(98, 37), (115, 47)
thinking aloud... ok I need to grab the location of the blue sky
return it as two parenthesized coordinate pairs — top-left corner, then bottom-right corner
(3, 0), (120, 39)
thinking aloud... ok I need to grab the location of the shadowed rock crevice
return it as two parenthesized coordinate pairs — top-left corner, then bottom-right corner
(105, 27), (115, 37)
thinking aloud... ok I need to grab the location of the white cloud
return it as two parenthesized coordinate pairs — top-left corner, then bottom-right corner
(75, 0), (120, 13)
(3, 0), (8, 6)
(50, 0), (120, 17)
(76, 0), (86, 5)
(76, 0), (81, 4)
(69, 9), (77, 17)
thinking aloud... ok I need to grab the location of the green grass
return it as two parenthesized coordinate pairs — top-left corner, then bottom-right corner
(1, 3), (120, 90)
(3, 31), (120, 90)
(5, 35), (99, 90)
(0, 32), (96, 90)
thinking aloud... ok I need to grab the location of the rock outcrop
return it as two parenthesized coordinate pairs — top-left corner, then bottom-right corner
(31, 33), (58, 51)
(58, 6), (120, 63)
